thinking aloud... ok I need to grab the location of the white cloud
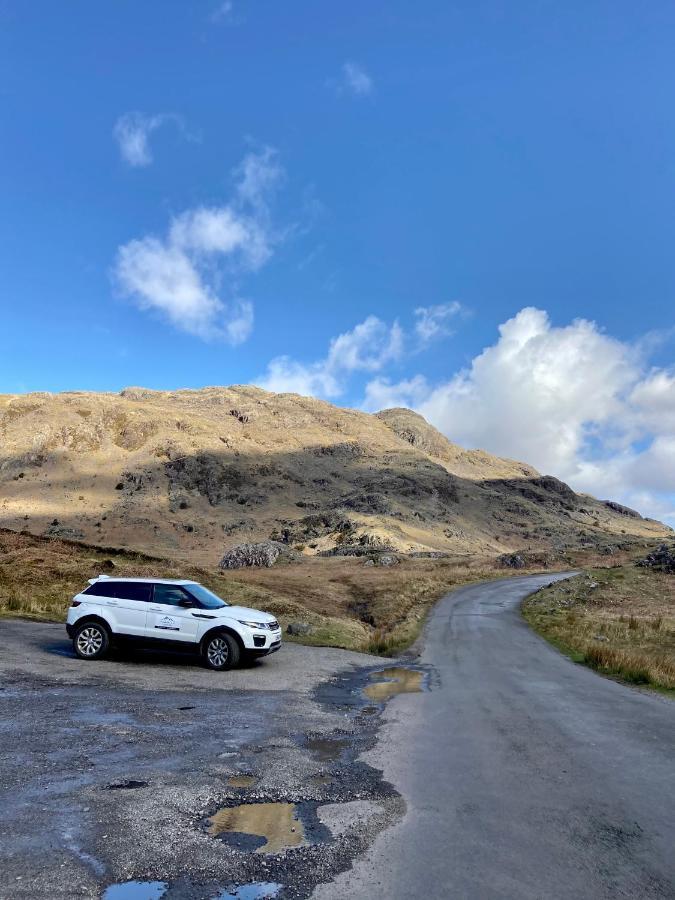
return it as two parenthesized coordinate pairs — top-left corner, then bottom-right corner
(113, 112), (183, 167)
(327, 316), (403, 372)
(363, 307), (675, 525)
(338, 62), (373, 97)
(257, 315), (403, 397)
(113, 149), (281, 342)
(417, 308), (638, 475)
(414, 302), (462, 343)
(362, 375), (430, 412)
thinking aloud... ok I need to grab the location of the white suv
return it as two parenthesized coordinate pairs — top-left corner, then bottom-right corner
(65, 576), (281, 670)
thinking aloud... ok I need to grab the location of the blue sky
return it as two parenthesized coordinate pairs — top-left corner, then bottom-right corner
(1, 1), (674, 523)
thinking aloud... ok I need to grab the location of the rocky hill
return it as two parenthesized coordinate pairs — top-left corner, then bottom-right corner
(0, 386), (668, 565)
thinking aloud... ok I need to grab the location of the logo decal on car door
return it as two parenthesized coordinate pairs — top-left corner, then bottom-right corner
(155, 615), (180, 631)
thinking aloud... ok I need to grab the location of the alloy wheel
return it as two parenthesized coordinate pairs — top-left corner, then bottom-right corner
(207, 636), (230, 668)
(76, 626), (104, 657)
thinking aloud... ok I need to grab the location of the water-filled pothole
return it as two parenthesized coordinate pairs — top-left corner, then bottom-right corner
(363, 667), (424, 702)
(215, 884), (282, 899)
(207, 802), (306, 854)
(305, 736), (349, 761)
(228, 774), (258, 788)
(103, 882), (167, 900)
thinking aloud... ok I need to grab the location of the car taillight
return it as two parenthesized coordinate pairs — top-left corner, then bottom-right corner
(71, 600), (81, 607)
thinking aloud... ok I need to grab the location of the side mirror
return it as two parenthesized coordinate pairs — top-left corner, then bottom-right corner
(178, 597), (194, 608)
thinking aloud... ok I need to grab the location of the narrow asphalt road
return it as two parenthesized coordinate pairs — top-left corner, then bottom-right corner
(314, 573), (675, 900)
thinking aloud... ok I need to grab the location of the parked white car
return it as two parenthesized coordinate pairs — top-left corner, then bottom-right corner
(65, 576), (281, 670)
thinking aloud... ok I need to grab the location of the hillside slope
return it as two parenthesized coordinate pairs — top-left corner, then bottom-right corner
(0, 386), (668, 564)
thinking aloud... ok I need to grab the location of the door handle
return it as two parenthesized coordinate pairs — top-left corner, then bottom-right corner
(107, 601), (119, 607)
(149, 606), (161, 611)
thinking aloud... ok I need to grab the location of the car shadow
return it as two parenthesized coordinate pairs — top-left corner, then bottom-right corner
(42, 639), (264, 670)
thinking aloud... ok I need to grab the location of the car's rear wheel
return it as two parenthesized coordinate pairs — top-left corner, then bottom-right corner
(73, 621), (110, 661)
(202, 631), (240, 670)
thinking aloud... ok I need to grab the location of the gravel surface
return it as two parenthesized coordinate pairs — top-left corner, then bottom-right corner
(0, 619), (405, 899)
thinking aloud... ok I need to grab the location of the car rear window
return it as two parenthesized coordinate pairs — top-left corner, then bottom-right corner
(83, 581), (151, 601)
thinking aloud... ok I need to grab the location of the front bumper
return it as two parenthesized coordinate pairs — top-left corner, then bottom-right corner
(250, 639), (282, 657)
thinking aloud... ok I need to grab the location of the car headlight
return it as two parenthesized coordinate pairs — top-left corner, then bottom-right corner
(238, 619), (266, 630)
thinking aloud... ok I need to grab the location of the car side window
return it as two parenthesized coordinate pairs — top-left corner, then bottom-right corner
(83, 582), (115, 597)
(153, 584), (190, 606)
(115, 582), (152, 602)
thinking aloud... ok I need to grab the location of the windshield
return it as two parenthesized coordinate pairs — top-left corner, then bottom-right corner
(185, 583), (229, 609)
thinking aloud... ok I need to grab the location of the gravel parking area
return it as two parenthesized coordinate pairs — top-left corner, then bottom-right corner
(0, 619), (409, 899)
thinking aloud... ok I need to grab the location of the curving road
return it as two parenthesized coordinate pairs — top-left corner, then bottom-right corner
(314, 573), (675, 899)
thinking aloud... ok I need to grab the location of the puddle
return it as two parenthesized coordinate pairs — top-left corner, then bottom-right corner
(214, 884), (282, 899)
(103, 882), (167, 900)
(305, 736), (349, 761)
(207, 802), (306, 854)
(227, 774), (257, 788)
(363, 667), (424, 702)
(105, 779), (149, 791)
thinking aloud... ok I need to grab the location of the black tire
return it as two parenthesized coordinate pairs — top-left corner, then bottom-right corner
(73, 620), (110, 661)
(202, 631), (240, 671)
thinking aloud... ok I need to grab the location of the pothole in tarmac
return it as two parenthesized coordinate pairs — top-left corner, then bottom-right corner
(227, 774), (258, 789)
(103, 882), (167, 900)
(362, 666), (426, 702)
(305, 736), (350, 761)
(103, 882), (281, 900)
(206, 802), (307, 854)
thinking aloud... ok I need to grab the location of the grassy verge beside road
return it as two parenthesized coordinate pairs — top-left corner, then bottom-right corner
(0, 528), (501, 653)
(1, 527), (665, 657)
(523, 563), (675, 691)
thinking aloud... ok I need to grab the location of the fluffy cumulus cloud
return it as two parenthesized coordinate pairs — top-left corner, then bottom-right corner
(114, 148), (282, 342)
(363, 307), (674, 524)
(257, 315), (403, 398)
(113, 112), (183, 167)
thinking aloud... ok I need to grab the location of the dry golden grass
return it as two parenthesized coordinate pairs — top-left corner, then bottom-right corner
(523, 561), (675, 691)
(0, 527), (556, 654)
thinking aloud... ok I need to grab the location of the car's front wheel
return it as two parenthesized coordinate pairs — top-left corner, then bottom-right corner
(202, 631), (240, 670)
(73, 621), (110, 661)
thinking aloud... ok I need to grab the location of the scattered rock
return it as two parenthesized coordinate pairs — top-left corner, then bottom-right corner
(219, 540), (294, 569)
(363, 559), (375, 567)
(44, 524), (84, 540)
(593, 634), (608, 642)
(408, 551), (450, 559)
(286, 622), (313, 636)
(499, 552), (526, 569)
(636, 544), (675, 574)
(375, 553), (400, 567)
(605, 500), (642, 519)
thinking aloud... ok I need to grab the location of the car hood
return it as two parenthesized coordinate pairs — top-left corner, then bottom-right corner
(217, 605), (277, 624)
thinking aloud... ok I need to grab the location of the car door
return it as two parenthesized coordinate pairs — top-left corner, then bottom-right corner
(146, 584), (201, 644)
(108, 581), (152, 637)
(82, 580), (151, 637)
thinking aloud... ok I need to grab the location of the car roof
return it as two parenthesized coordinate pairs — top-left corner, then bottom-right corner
(90, 577), (198, 585)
